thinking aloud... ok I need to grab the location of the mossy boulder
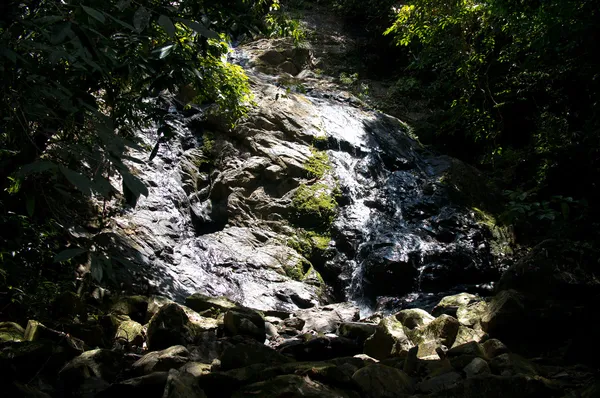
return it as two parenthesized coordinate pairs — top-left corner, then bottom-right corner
(219, 341), (292, 371)
(482, 339), (509, 359)
(224, 308), (266, 342)
(96, 372), (169, 398)
(185, 293), (238, 315)
(59, 349), (124, 395)
(432, 293), (479, 317)
(24, 320), (86, 354)
(395, 308), (435, 330)
(0, 321), (25, 343)
(163, 369), (207, 398)
(456, 300), (488, 328)
(110, 295), (149, 324)
(452, 326), (486, 348)
(232, 374), (351, 398)
(114, 320), (144, 346)
(132, 345), (190, 376)
(489, 353), (538, 377)
(338, 322), (377, 344)
(408, 314), (460, 348)
(364, 316), (414, 360)
(352, 363), (414, 397)
(146, 303), (219, 351)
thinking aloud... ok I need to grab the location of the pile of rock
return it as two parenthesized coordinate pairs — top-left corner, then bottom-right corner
(1, 285), (596, 397)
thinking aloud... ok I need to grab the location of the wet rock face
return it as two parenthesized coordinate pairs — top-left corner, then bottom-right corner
(109, 35), (504, 314)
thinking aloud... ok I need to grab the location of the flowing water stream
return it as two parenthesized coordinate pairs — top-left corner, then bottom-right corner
(111, 38), (507, 316)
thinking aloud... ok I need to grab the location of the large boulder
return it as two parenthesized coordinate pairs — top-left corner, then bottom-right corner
(395, 309), (435, 330)
(232, 374), (352, 398)
(24, 320), (86, 355)
(363, 316), (413, 360)
(495, 240), (600, 359)
(456, 300), (488, 328)
(452, 326), (486, 348)
(146, 303), (219, 351)
(110, 295), (149, 324)
(219, 340), (292, 371)
(352, 363), (413, 397)
(114, 320), (144, 346)
(224, 308), (266, 342)
(416, 371), (463, 394)
(408, 314), (460, 356)
(58, 349), (124, 397)
(163, 369), (208, 398)
(496, 240), (599, 301)
(132, 345), (190, 376)
(295, 302), (359, 333)
(338, 322), (377, 344)
(480, 290), (527, 345)
(432, 293), (479, 317)
(278, 335), (361, 361)
(97, 372), (169, 398)
(185, 293), (238, 315)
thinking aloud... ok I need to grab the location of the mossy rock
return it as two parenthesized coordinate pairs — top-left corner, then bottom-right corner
(0, 321), (25, 343)
(110, 295), (149, 324)
(408, 314), (460, 348)
(146, 303), (219, 351)
(291, 183), (338, 228)
(232, 374), (351, 398)
(395, 308), (435, 330)
(432, 293), (479, 317)
(185, 293), (239, 315)
(352, 364), (414, 397)
(364, 316), (413, 360)
(304, 148), (332, 179)
(115, 320), (144, 346)
(224, 308), (266, 342)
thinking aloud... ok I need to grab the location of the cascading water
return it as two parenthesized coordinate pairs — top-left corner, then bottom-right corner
(111, 37), (508, 316)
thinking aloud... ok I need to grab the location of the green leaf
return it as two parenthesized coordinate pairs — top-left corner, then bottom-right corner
(18, 160), (58, 176)
(149, 141), (160, 161)
(59, 165), (94, 195)
(158, 15), (176, 38)
(26, 196), (35, 217)
(90, 254), (104, 282)
(133, 6), (151, 32)
(54, 247), (87, 263)
(33, 15), (64, 25)
(121, 170), (149, 198)
(152, 43), (175, 59)
(81, 6), (106, 23)
(92, 176), (115, 198)
(106, 14), (135, 31)
(178, 18), (219, 39)
(1, 48), (17, 63)
(50, 22), (72, 45)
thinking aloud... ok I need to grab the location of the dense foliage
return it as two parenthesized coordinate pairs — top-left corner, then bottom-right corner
(0, 0), (288, 320)
(380, 0), (600, 241)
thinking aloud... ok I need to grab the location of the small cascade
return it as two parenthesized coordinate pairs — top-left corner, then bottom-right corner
(112, 38), (506, 314)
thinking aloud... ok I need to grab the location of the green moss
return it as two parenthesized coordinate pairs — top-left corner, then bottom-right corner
(287, 230), (331, 259)
(285, 258), (310, 281)
(291, 183), (338, 227)
(303, 148), (331, 179)
(472, 207), (514, 256)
